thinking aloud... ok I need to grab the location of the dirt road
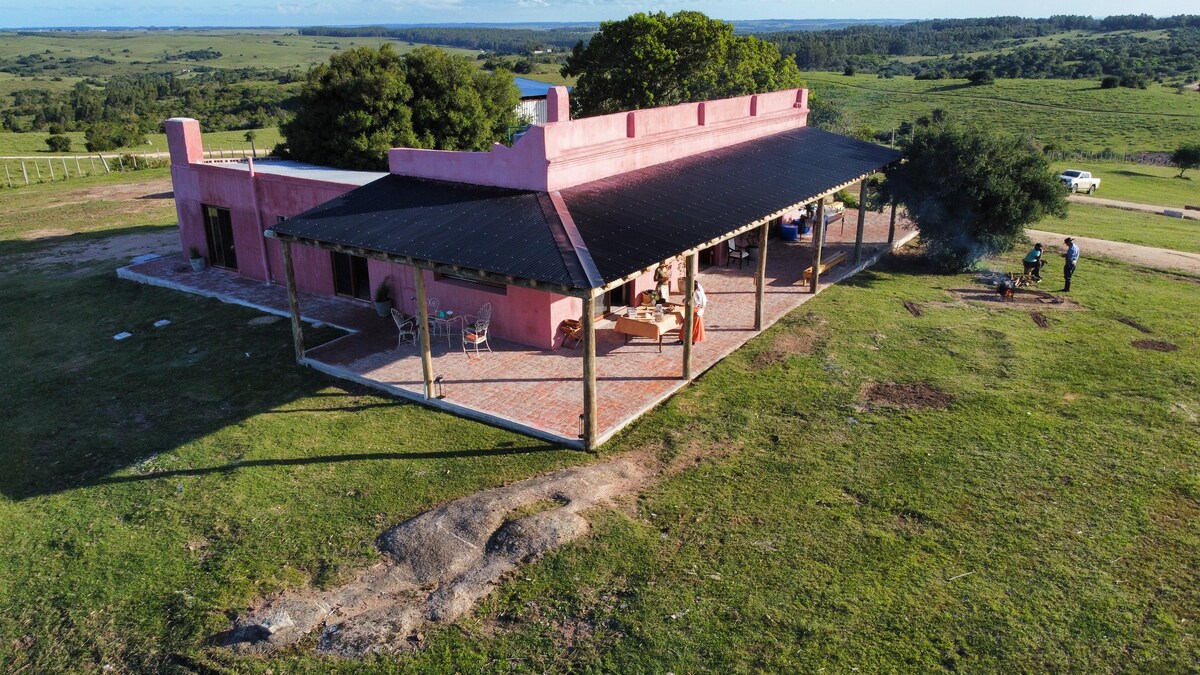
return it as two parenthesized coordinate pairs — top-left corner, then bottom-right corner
(1027, 228), (1200, 275)
(1068, 194), (1200, 221)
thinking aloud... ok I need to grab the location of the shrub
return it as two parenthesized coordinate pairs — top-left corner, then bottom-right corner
(1100, 75), (1120, 89)
(967, 69), (995, 85)
(45, 135), (71, 153)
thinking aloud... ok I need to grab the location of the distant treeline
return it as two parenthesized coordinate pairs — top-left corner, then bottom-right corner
(3, 69), (297, 147)
(299, 26), (593, 54)
(768, 15), (1200, 80)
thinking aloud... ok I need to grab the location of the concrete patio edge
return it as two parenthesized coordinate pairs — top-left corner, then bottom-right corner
(301, 357), (586, 450)
(116, 264), (362, 333)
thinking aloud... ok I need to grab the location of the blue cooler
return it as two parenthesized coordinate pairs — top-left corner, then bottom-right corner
(781, 222), (800, 242)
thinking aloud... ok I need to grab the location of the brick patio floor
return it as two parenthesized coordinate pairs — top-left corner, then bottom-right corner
(120, 210), (915, 448)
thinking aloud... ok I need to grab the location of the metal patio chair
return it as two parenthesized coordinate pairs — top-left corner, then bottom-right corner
(391, 308), (418, 348)
(462, 302), (493, 357)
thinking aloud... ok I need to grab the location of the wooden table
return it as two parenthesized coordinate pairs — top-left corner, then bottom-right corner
(614, 305), (682, 352)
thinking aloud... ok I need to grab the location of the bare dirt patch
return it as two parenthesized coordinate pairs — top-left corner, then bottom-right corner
(1132, 340), (1179, 352)
(863, 382), (954, 410)
(1118, 317), (1154, 334)
(22, 230), (178, 267)
(751, 315), (826, 368)
(946, 287), (1082, 309)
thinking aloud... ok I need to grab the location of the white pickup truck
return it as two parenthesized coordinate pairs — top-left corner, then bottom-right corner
(1058, 170), (1101, 194)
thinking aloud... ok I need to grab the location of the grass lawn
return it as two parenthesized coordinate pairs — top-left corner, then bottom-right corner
(805, 72), (1200, 155)
(1050, 159), (1200, 208)
(1, 174), (1198, 671)
(1035, 203), (1200, 254)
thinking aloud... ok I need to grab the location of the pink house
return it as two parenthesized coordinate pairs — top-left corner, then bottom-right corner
(165, 86), (899, 448)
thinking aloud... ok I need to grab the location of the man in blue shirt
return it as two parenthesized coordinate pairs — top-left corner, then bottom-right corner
(1062, 237), (1080, 292)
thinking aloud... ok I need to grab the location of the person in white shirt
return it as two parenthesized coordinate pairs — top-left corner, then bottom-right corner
(679, 282), (707, 344)
(1062, 237), (1080, 292)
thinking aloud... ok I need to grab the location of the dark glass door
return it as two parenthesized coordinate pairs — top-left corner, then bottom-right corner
(602, 282), (631, 315)
(332, 251), (371, 300)
(202, 205), (237, 270)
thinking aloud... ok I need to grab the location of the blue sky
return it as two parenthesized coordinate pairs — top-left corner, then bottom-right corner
(1, 0), (1195, 29)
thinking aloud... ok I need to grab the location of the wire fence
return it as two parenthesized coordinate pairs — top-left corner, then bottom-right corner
(0, 145), (259, 190)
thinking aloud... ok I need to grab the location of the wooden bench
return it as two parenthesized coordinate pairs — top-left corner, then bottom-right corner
(803, 250), (847, 282)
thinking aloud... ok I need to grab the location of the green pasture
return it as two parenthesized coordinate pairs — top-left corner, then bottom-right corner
(0, 126), (281, 157)
(1036, 203), (1200, 254)
(805, 72), (1200, 154)
(0, 172), (1197, 671)
(1049, 159), (1200, 207)
(0, 29), (480, 78)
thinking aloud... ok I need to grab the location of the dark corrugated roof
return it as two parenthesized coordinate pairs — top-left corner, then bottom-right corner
(271, 175), (582, 288)
(558, 126), (901, 284)
(272, 126), (898, 290)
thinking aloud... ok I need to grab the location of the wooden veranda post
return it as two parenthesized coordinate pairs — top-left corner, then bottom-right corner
(281, 241), (306, 363)
(754, 221), (770, 331)
(414, 269), (436, 400)
(810, 201), (826, 294)
(887, 199), (898, 245)
(582, 295), (598, 450)
(682, 253), (696, 380)
(854, 180), (868, 264)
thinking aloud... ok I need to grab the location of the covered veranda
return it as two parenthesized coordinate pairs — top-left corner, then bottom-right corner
(268, 127), (903, 449)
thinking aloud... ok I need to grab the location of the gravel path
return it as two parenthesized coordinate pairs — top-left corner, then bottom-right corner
(1068, 194), (1200, 220)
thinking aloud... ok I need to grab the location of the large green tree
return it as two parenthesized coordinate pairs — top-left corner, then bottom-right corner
(882, 120), (1067, 271)
(405, 46), (520, 152)
(561, 11), (803, 116)
(280, 44), (519, 170)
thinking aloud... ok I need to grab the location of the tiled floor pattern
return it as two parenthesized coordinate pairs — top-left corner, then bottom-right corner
(121, 211), (914, 447)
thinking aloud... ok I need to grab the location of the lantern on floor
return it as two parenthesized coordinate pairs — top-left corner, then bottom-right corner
(434, 375), (446, 399)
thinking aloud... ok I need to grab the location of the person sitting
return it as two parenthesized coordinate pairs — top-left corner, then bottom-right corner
(1023, 243), (1045, 281)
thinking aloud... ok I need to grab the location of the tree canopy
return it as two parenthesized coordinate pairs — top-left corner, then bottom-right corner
(882, 119), (1067, 271)
(279, 45), (519, 170)
(1170, 143), (1200, 178)
(561, 11), (803, 116)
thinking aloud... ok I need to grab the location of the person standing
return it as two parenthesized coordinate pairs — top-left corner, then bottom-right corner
(1062, 237), (1080, 292)
(653, 261), (672, 303)
(1023, 243), (1044, 281)
(679, 281), (707, 345)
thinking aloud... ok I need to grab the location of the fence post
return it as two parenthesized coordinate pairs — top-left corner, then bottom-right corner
(62, 158), (69, 179)
(99, 154), (110, 174)
(4, 164), (12, 188)
(117, 155), (124, 171)
(75, 156), (82, 177)
(34, 161), (42, 182)
(47, 159), (55, 181)
(21, 161), (29, 185)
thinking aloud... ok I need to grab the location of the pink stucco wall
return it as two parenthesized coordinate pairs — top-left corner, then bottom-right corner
(388, 87), (809, 192)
